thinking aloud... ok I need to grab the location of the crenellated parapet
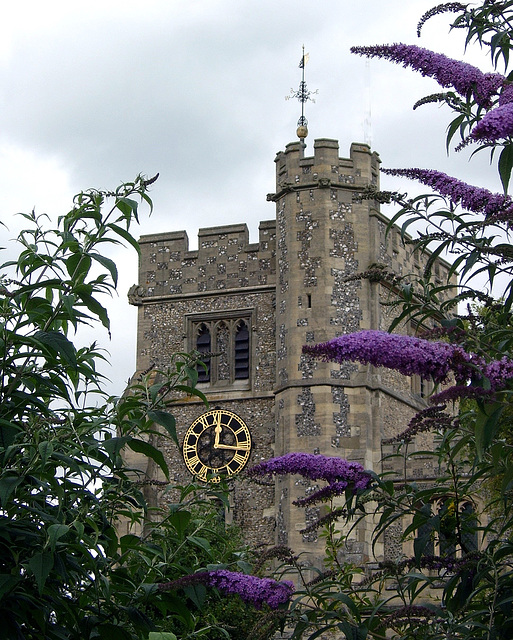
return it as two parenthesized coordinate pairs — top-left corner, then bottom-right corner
(131, 221), (276, 303)
(267, 139), (381, 203)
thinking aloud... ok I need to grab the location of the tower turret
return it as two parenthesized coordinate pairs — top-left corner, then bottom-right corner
(268, 138), (383, 566)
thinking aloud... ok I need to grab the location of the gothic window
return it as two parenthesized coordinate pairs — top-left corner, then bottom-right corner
(189, 312), (252, 388)
(415, 500), (478, 560)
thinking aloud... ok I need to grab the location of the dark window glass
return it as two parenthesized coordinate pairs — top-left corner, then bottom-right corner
(461, 502), (478, 553)
(234, 321), (249, 380)
(439, 501), (457, 558)
(196, 324), (211, 382)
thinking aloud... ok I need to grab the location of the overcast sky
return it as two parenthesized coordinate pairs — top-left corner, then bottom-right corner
(0, 0), (502, 395)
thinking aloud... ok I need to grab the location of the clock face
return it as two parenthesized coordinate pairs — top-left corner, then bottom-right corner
(182, 409), (252, 483)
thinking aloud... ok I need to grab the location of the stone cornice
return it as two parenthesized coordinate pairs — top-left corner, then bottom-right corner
(273, 379), (426, 412)
(128, 283), (276, 306)
(266, 179), (369, 203)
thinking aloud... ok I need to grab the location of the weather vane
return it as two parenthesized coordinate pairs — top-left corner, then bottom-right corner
(285, 45), (318, 141)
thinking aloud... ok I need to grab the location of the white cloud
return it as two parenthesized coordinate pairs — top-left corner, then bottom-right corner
(0, 0), (504, 394)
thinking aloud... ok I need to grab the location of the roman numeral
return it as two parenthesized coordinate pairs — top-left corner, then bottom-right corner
(198, 415), (211, 430)
(187, 454), (201, 469)
(196, 466), (208, 481)
(227, 453), (248, 475)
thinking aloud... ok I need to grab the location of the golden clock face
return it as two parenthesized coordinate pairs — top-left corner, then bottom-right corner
(182, 409), (252, 483)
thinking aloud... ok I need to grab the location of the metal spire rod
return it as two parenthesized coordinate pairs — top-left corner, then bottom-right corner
(285, 45), (318, 140)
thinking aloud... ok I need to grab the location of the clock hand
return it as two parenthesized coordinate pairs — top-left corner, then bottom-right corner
(213, 443), (251, 451)
(214, 413), (221, 448)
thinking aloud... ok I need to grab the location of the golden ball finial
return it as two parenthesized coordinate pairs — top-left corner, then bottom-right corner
(296, 124), (308, 139)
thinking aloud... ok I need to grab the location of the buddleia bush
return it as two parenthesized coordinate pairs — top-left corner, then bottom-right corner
(0, 176), (272, 640)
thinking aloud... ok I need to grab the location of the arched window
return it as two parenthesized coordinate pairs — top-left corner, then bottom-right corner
(189, 313), (252, 387)
(414, 499), (479, 560)
(196, 324), (211, 383)
(234, 321), (250, 380)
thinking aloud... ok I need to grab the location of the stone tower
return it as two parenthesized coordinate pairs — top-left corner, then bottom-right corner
(269, 139), (382, 561)
(128, 138), (449, 567)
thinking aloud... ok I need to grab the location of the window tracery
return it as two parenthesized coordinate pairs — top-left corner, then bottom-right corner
(190, 312), (252, 387)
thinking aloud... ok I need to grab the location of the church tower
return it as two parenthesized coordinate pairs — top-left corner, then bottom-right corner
(128, 136), (449, 568)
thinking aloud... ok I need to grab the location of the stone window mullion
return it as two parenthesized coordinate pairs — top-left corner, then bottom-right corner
(216, 320), (230, 382)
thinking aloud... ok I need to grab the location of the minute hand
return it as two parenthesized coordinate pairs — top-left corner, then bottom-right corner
(213, 443), (250, 451)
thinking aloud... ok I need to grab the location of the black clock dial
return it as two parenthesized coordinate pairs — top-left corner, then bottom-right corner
(182, 409), (252, 483)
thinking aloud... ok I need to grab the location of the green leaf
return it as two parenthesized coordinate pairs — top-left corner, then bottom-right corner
(47, 524), (70, 551)
(128, 438), (169, 480)
(0, 574), (21, 599)
(184, 583), (207, 609)
(116, 197), (139, 220)
(34, 330), (77, 367)
(103, 435), (131, 456)
(502, 463), (513, 494)
(168, 510), (191, 539)
(155, 594), (193, 625)
(38, 441), (54, 464)
(66, 253), (92, 283)
(0, 474), (22, 507)
(499, 142), (513, 194)
(124, 605), (153, 632)
(148, 633), (177, 640)
(27, 552), (54, 594)
(147, 410), (178, 446)
(474, 403), (503, 460)
(187, 535), (211, 554)
(24, 296), (54, 319)
(76, 291), (110, 330)
(120, 534), (141, 554)
(90, 253), (118, 287)
(446, 113), (465, 152)
(108, 224), (141, 255)
(61, 294), (76, 322)
(96, 623), (133, 640)
(0, 420), (22, 449)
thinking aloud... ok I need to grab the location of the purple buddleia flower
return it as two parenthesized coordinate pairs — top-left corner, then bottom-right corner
(294, 481), (350, 506)
(350, 44), (505, 108)
(381, 167), (513, 217)
(499, 83), (513, 106)
(431, 385), (496, 404)
(248, 452), (372, 489)
(303, 330), (475, 383)
(471, 101), (513, 142)
(207, 571), (294, 609)
(417, 4), (466, 38)
(303, 330), (513, 393)
(158, 570), (294, 610)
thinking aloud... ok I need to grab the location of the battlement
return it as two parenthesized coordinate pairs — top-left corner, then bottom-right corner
(270, 139), (381, 201)
(132, 221), (276, 302)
